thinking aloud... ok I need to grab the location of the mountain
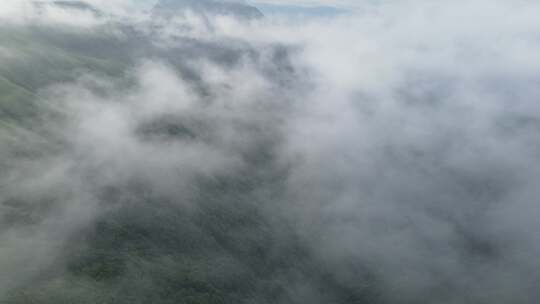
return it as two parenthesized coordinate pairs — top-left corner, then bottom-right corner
(153, 0), (263, 19)
(33, 1), (103, 16)
(2, 1), (540, 304)
(0, 5), (370, 304)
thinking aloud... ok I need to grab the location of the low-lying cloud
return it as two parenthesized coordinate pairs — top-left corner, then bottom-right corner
(1, 0), (540, 303)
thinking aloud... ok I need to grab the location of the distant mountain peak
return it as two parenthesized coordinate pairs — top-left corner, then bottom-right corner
(33, 1), (102, 16)
(153, 0), (263, 19)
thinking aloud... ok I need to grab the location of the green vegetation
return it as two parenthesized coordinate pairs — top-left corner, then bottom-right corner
(0, 19), (376, 304)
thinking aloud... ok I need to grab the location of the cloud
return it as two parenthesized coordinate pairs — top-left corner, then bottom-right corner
(2, 0), (540, 302)
(0, 0), (102, 26)
(273, 1), (540, 302)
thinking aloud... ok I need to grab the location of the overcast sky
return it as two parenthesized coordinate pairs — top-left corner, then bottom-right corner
(250, 0), (358, 8)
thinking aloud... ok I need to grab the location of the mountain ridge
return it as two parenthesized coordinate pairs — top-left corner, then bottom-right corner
(153, 0), (263, 19)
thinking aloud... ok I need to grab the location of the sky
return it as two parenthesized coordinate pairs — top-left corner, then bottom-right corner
(250, 0), (359, 9)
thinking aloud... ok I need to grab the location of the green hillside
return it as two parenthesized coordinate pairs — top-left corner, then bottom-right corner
(0, 8), (375, 304)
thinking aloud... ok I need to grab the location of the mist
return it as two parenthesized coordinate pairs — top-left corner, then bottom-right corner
(1, 0), (540, 303)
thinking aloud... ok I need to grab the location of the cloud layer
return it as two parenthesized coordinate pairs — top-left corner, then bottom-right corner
(1, 0), (540, 303)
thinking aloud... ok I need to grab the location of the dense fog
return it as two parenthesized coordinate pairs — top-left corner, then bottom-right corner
(1, 1), (540, 303)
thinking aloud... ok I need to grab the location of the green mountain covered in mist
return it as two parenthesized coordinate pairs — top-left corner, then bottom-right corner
(0, 2), (374, 303)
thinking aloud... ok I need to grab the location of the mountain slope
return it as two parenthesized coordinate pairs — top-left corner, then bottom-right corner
(0, 5), (373, 304)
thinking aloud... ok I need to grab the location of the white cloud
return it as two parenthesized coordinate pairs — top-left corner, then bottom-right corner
(2, 0), (540, 301)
